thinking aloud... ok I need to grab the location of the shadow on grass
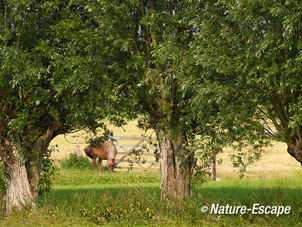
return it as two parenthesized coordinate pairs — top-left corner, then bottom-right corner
(39, 182), (302, 213)
(37, 178), (302, 226)
(196, 187), (301, 208)
(39, 184), (161, 210)
(41, 177), (302, 208)
(196, 178), (302, 207)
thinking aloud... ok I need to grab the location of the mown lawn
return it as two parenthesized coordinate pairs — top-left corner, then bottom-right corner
(0, 166), (301, 226)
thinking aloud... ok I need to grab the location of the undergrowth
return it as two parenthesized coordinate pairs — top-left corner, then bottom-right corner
(59, 153), (93, 170)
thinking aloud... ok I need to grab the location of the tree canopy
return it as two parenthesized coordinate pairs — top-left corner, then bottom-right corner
(191, 0), (302, 164)
(0, 0), (116, 212)
(83, 0), (269, 197)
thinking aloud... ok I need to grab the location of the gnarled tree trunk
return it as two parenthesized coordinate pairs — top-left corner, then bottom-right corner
(1, 139), (35, 213)
(156, 126), (195, 201)
(26, 128), (53, 204)
(0, 128), (53, 213)
(286, 139), (302, 165)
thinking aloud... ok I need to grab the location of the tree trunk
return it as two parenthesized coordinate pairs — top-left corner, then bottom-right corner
(0, 140), (35, 213)
(0, 128), (53, 213)
(156, 126), (195, 201)
(286, 139), (302, 165)
(212, 152), (216, 181)
(25, 128), (53, 203)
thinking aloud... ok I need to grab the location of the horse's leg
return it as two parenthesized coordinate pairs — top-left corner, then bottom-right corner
(93, 157), (97, 172)
(98, 158), (102, 172)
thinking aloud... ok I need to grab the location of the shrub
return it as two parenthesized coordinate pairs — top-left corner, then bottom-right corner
(60, 153), (93, 170)
(0, 161), (6, 192)
(39, 148), (56, 194)
(191, 169), (209, 187)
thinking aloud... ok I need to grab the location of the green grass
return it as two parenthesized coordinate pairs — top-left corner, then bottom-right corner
(0, 164), (301, 226)
(195, 178), (302, 226)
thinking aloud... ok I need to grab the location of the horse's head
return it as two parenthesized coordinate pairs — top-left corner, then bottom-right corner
(107, 158), (115, 172)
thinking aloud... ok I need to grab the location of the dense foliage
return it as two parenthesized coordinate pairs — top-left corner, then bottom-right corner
(191, 0), (302, 165)
(0, 0), (118, 212)
(0, 162), (6, 192)
(82, 0), (276, 185)
(38, 148), (56, 195)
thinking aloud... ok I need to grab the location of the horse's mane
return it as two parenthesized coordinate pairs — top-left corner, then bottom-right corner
(104, 141), (117, 159)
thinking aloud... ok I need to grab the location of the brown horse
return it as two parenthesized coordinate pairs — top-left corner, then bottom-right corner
(84, 140), (117, 172)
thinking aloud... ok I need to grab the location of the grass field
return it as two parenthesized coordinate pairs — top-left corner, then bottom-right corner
(0, 120), (301, 226)
(0, 168), (301, 226)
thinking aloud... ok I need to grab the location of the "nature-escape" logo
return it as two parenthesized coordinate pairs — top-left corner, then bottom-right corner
(201, 204), (291, 217)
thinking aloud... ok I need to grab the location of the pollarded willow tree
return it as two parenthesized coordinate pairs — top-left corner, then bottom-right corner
(0, 0), (115, 212)
(84, 0), (203, 199)
(85, 0), (254, 199)
(191, 1), (302, 165)
(86, 0), (269, 200)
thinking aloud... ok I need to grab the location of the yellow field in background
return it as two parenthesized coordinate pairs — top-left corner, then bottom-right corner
(50, 121), (158, 171)
(50, 121), (301, 179)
